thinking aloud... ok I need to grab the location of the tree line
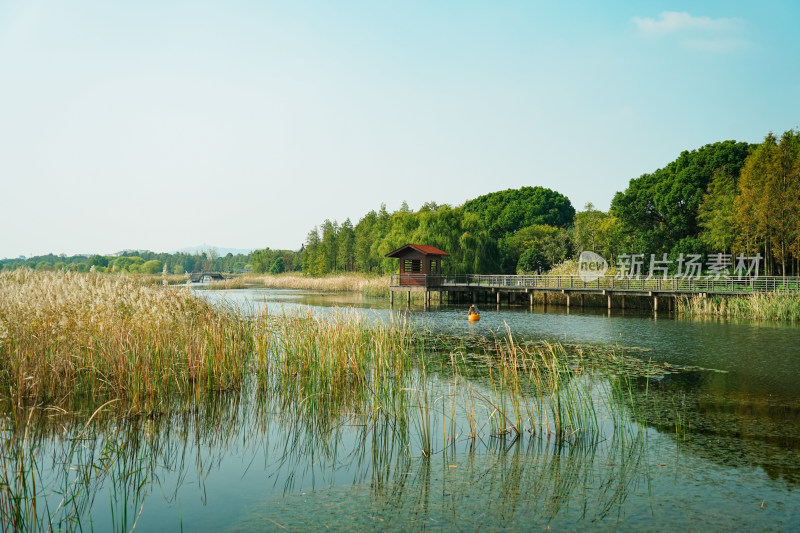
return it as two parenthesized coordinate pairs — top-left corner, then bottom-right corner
(297, 129), (800, 277)
(5, 129), (798, 278)
(298, 187), (576, 276)
(0, 249), (268, 275)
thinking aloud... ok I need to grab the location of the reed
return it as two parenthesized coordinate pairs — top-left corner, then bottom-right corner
(254, 272), (391, 296)
(0, 270), (264, 411)
(475, 333), (601, 440)
(204, 277), (248, 290)
(676, 293), (800, 321)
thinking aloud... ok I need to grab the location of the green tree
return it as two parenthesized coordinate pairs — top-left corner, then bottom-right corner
(698, 169), (739, 255)
(612, 140), (751, 257)
(736, 131), (800, 276)
(517, 246), (547, 273)
(337, 218), (356, 272)
(462, 186), (575, 237)
(572, 204), (624, 262)
(141, 260), (163, 274)
(270, 257), (285, 274)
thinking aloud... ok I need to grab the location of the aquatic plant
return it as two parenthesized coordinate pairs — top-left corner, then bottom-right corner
(0, 270), (264, 411)
(677, 292), (800, 321)
(254, 272), (391, 296)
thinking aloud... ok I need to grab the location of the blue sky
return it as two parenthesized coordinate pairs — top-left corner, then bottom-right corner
(1, 1), (798, 258)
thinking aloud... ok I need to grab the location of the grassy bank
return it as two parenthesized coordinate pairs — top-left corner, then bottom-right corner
(252, 272), (391, 296)
(677, 293), (800, 321)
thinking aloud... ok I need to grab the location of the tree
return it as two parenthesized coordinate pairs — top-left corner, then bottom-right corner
(572, 204), (624, 262)
(502, 224), (559, 272)
(612, 140), (751, 257)
(462, 186), (575, 238)
(270, 257), (285, 274)
(320, 219), (339, 273)
(517, 246), (547, 273)
(337, 218), (356, 272)
(698, 169), (739, 254)
(141, 260), (163, 275)
(735, 131), (800, 276)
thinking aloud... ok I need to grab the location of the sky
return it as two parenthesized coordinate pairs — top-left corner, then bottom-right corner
(1, 1), (799, 259)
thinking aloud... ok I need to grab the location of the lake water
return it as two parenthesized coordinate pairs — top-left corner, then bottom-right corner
(4, 288), (799, 531)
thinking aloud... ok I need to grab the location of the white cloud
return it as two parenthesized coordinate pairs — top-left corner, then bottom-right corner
(633, 11), (743, 35)
(632, 11), (749, 52)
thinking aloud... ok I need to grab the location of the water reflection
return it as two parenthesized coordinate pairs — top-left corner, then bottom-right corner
(628, 373), (800, 487)
(6, 287), (794, 531)
(200, 287), (800, 395)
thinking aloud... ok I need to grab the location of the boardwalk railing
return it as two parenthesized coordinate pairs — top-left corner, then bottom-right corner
(390, 274), (800, 294)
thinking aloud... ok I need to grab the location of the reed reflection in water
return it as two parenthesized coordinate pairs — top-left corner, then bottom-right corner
(1, 371), (650, 532)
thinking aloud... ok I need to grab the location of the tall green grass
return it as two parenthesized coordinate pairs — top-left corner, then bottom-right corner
(677, 293), (800, 321)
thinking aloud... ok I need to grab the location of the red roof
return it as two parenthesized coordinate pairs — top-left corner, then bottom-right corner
(385, 244), (450, 258)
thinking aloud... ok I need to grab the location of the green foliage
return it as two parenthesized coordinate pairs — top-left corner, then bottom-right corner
(734, 130), (800, 275)
(611, 140), (751, 257)
(572, 203), (624, 262)
(462, 186), (575, 237)
(698, 169), (739, 253)
(252, 248), (297, 274)
(270, 257), (285, 274)
(299, 188), (573, 277)
(517, 246), (547, 273)
(140, 260), (163, 275)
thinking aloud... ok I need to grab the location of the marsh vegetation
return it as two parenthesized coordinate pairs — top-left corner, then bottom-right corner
(2, 271), (799, 531)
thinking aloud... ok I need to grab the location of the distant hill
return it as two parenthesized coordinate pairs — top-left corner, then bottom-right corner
(172, 244), (255, 256)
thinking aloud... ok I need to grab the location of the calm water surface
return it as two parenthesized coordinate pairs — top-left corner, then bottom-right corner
(6, 288), (799, 531)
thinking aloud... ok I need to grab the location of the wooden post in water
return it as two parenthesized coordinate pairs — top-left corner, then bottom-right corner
(390, 290), (394, 306)
(497, 291), (501, 305)
(580, 294), (585, 308)
(566, 293), (571, 309)
(653, 295), (659, 313)
(529, 292), (534, 307)
(621, 295), (626, 309)
(608, 293), (612, 310)
(543, 293), (548, 307)
(407, 291), (411, 306)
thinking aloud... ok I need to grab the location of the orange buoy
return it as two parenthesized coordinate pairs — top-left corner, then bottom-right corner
(468, 312), (480, 322)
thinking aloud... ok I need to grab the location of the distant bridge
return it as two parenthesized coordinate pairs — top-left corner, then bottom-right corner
(389, 274), (800, 310)
(189, 272), (229, 283)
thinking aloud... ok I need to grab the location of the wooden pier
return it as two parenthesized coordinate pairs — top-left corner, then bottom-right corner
(389, 274), (800, 311)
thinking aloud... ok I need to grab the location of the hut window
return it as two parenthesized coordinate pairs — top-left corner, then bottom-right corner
(404, 259), (422, 273)
(430, 260), (438, 273)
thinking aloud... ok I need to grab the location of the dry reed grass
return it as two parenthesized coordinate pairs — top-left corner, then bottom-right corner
(253, 272), (390, 296)
(0, 270), (260, 410)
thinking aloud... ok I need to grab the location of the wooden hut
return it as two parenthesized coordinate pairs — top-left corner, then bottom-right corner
(385, 244), (449, 287)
